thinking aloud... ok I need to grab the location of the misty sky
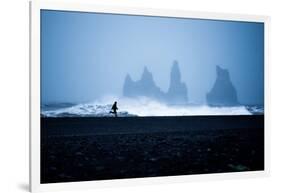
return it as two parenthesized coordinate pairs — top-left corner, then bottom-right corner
(41, 10), (264, 105)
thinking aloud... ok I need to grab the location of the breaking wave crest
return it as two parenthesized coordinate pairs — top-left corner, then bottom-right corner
(41, 97), (257, 117)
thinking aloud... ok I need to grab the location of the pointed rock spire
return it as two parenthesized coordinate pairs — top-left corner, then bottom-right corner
(141, 66), (154, 83)
(170, 60), (181, 83)
(166, 60), (188, 104)
(206, 65), (239, 106)
(123, 61), (188, 105)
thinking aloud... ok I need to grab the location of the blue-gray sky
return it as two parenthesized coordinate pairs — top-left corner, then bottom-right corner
(41, 10), (264, 105)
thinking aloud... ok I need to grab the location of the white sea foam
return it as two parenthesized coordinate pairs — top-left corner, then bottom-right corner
(41, 97), (253, 117)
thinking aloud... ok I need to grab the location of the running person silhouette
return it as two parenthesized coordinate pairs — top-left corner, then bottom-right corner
(110, 101), (118, 117)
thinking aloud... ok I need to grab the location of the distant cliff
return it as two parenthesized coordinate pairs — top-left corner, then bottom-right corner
(123, 61), (188, 105)
(206, 66), (239, 106)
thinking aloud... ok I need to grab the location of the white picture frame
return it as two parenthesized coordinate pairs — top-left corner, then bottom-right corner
(30, 1), (270, 192)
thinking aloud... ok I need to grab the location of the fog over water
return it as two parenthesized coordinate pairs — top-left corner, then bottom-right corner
(41, 10), (264, 106)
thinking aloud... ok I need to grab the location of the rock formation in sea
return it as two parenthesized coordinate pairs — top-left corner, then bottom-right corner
(166, 61), (188, 105)
(123, 67), (166, 101)
(123, 61), (188, 104)
(206, 65), (239, 106)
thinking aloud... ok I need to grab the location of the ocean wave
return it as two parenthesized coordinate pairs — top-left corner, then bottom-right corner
(41, 97), (260, 117)
(245, 105), (264, 115)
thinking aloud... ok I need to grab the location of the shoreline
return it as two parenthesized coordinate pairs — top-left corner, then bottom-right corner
(41, 115), (264, 136)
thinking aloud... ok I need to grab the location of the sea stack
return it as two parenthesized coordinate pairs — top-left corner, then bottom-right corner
(206, 65), (239, 106)
(123, 61), (188, 105)
(123, 66), (165, 101)
(166, 61), (188, 105)
(122, 74), (134, 97)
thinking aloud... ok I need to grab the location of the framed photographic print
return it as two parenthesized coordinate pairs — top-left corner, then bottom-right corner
(30, 1), (270, 192)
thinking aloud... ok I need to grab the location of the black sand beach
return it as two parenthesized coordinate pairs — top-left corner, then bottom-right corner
(41, 115), (264, 183)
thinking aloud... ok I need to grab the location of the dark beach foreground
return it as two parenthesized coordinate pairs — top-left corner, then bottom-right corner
(41, 115), (264, 183)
